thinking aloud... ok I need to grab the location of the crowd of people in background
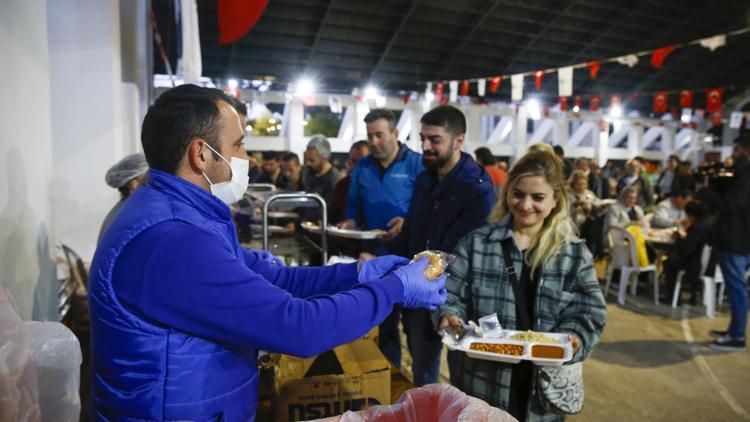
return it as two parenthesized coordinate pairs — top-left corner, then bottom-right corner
(98, 83), (750, 420)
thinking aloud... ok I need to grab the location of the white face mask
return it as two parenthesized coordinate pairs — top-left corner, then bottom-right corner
(201, 143), (249, 205)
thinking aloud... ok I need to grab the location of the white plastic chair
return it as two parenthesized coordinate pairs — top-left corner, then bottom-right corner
(603, 226), (659, 305)
(671, 245), (725, 317)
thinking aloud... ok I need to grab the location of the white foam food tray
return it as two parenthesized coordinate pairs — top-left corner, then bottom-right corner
(442, 329), (574, 366)
(300, 222), (384, 240)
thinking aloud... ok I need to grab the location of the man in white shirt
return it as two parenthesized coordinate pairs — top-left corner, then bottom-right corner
(652, 191), (691, 228)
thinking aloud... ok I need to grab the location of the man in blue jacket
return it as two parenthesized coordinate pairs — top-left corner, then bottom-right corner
(388, 105), (497, 386)
(89, 85), (447, 421)
(338, 108), (424, 368)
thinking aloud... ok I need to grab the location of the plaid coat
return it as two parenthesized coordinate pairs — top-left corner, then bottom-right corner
(438, 216), (607, 421)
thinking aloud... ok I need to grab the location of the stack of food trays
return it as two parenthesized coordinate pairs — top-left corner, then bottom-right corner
(442, 329), (573, 366)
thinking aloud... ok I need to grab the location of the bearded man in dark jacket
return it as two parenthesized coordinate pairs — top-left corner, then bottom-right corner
(387, 105), (497, 385)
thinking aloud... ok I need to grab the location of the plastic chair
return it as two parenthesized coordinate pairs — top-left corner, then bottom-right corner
(603, 226), (659, 305)
(58, 245), (90, 333)
(671, 245), (725, 317)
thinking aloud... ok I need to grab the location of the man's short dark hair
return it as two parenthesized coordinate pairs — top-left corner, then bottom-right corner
(363, 109), (397, 131)
(552, 145), (565, 157)
(281, 152), (300, 165)
(141, 84), (233, 174)
(735, 133), (750, 149)
(671, 190), (693, 199)
(420, 105), (466, 138)
(262, 151), (280, 161)
(474, 147), (496, 166)
(225, 95), (247, 117)
(351, 140), (369, 151)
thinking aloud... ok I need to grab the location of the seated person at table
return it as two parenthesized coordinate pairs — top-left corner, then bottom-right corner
(662, 201), (714, 305)
(604, 186), (645, 233)
(651, 191), (690, 228)
(568, 170), (602, 230)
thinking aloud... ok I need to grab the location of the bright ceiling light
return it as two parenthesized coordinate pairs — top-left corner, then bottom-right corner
(294, 78), (316, 97)
(364, 85), (379, 100)
(609, 104), (623, 118)
(526, 99), (542, 120)
(375, 96), (386, 107)
(227, 79), (239, 89)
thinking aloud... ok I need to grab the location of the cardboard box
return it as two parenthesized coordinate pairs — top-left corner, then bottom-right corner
(272, 338), (390, 421)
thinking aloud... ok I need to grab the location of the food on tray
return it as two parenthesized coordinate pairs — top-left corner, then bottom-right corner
(369, 229), (385, 235)
(414, 251), (445, 280)
(509, 330), (557, 344)
(469, 342), (524, 356)
(530, 344), (565, 359)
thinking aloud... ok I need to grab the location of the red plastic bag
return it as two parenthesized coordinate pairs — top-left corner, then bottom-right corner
(313, 383), (516, 422)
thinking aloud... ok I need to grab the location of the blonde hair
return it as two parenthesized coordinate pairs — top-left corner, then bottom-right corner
(488, 148), (577, 271)
(569, 170), (588, 186)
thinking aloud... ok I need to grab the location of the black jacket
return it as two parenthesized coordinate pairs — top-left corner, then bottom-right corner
(388, 152), (497, 257)
(697, 161), (750, 254)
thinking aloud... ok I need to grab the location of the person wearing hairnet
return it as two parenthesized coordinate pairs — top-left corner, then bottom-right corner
(89, 85), (448, 420)
(98, 153), (149, 243)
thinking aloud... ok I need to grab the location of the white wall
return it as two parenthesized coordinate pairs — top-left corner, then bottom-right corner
(0, 0), (56, 320)
(0, 0), (147, 319)
(48, 0), (147, 262)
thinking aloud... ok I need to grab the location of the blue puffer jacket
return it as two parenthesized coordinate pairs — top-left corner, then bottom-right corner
(90, 169), (404, 421)
(345, 144), (424, 230)
(388, 152), (497, 257)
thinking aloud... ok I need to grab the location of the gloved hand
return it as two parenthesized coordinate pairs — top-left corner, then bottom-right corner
(358, 255), (410, 283)
(393, 258), (447, 311)
(254, 250), (285, 266)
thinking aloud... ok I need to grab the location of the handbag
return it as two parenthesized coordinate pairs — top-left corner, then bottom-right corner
(500, 239), (584, 415)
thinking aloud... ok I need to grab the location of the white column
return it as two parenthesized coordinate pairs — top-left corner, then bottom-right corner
(47, 0), (148, 264)
(627, 124), (644, 158)
(287, 99), (306, 159)
(0, 0), (56, 319)
(513, 106), (528, 161)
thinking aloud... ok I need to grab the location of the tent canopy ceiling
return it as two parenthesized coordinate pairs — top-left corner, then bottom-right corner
(153, 0), (750, 108)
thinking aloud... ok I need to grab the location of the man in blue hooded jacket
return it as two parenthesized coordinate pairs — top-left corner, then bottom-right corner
(387, 105), (497, 386)
(89, 85), (447, 421)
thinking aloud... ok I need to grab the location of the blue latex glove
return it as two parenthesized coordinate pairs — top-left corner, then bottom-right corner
(393, 258), (448, 311)
(254, 250), (285, 267)
(358, 255), (410, 283)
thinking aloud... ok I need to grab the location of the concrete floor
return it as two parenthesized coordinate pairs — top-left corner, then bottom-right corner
(399, 296), (750, 421)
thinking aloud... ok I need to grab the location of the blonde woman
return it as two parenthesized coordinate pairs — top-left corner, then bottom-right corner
(568, 170), (601, 230)
(438, 149), (607, 421)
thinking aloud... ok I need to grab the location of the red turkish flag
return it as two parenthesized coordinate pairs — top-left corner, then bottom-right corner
(460, 80), (470, 96)
(490, 76), (503, 94)
(653, 92), (668, 113)
(679, 90), (693, 108)
(706, 88), (723, 112)
(218, 0), (269, 44)
(535, 71), (544, 91)
(590, 95), (601, 111)
(435, 82), (445, 103)
(610, 94), (622, 106)
(650, 45), (676, 69)
(587, 61), (601, 79)
(559, 97), (569, 111)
